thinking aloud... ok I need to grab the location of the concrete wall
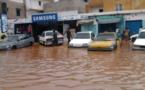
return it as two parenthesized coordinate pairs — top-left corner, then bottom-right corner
(25, 0), (44, 11)
(25, 0), (44, 19)
(0, 0), (25, 19)
(44, 0), (86, 13)
(87, 0), (145, 12)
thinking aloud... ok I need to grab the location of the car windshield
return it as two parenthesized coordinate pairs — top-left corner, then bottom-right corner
(7, 36), (18, 41)
(138, 32), (145, 38)
(46, 32), (53, 36)
(97, 34), (115, 41)
(75, 33), (90, 39)
(41, 31), (60, 36)
(41, 32), (45, 37)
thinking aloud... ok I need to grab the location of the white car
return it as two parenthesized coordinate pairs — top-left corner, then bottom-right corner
(39, 30), (64, 46)
(69, 31), (95, 47)
(132, 29), (145, 50)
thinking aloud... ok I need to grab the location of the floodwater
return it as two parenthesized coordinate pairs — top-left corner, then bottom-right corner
(0, 41), (145, 90)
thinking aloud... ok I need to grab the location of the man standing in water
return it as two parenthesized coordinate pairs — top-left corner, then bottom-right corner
(65, 27), (72, 43)
(53, 29), (58, 45)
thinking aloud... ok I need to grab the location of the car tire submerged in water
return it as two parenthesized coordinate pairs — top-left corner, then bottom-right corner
(30, 42), (33, 46)
(11, 45), (17, 49)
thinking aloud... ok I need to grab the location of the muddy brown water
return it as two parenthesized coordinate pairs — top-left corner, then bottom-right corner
(0, 41), (145, 90)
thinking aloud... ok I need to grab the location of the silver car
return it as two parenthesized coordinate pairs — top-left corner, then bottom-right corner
(0, 34), (34, 50)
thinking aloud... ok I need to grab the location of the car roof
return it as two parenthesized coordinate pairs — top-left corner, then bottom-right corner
(99, 32), (116, 35)
(140, 29), (145, 32)
(77, 31), (93, 34)
(43, 30), (58, 33)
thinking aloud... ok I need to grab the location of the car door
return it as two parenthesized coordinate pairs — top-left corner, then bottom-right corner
(17, 36), (25, 48)
(17, 35), (30, 48)
(22, 36), (32, 46)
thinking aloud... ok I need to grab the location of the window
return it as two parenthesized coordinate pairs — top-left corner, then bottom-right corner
(116, 3), (123, 11)
(83, 0), (88, 3)
(38, 1), (41, 6)
(1, 2), (7, 14)
(99, 8), (103, 12)
(16, 8), (21, 16)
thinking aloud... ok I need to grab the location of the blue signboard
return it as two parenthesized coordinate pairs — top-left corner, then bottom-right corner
(32, 13), (58, 23)
(0, 18), (1, 32)
(0, 14), (8, 33)
(1, 14), (8, 33)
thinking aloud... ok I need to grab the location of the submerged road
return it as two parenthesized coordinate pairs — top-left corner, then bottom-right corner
(0, 41), (145, 90)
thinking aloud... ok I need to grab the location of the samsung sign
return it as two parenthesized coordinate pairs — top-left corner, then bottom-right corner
(32, 13), (58, 23)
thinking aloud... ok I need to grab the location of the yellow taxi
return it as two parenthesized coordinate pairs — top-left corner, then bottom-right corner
(88, 32), (117, 51)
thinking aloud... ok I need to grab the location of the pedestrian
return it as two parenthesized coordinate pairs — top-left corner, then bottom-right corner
(65, 28), (72, 43)
(28, 24), (32, 36)
(120, 28), (130, 47)
(53, 30), (58, 45)
(116, 27), (119, 34)
(116, 27), (121, 39)
(123, 28), (130, 41)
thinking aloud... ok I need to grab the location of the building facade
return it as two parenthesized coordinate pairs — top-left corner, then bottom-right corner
(25, 0), (45, 19)
(44, 0), (87, 13)
(0, 0), (25, 19)
(0, 0), (46, 19)
(87, 0), (145, 12)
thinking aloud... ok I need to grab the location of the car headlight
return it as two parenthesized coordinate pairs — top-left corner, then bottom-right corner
(110, 45), (114, 49)
(46, 38), (52, 42)
(69, 43), (73, 46)
(6, 45), (11, 48)
(59, 38), (63, 40)
(83, 43), (88, 47)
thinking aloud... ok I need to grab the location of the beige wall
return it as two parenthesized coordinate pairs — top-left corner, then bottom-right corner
(44, 0), (86, 13)
(87, 0), (145, 12)
(0, 0), (26, 19)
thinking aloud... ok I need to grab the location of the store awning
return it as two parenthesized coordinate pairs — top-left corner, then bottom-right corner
(97, 18), (121, 24)
(77, 19), (96, 25)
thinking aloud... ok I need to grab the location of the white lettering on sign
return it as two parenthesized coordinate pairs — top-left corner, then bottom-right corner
(32, 14), (57, 22)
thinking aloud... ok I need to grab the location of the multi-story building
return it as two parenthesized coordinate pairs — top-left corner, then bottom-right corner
(87, 0), (145, 12)
(24, 0), (45, 19)
(0, 0), (46, 19)
(44, 0), (88, 13)
(44, 0), (145, 13)
(0, 0), (25, 19)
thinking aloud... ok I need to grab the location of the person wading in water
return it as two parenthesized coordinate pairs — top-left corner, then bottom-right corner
(65, 27), (72, 43)
(53, 30), (58, 45)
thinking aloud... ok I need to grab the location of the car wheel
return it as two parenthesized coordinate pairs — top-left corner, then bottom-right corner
(12, 45), (17, 49)
(115, 44), (117, 49)
(30, 42), (33, 46)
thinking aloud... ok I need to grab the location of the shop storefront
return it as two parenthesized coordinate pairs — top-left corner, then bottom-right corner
(96, 15), (124, 33)
(124, 13), (145, 35)
(14, 22), (32, 34)
(32, 13), (58, 42)
(77, 19), (98, 35)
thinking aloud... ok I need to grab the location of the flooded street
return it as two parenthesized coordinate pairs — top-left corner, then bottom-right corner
(0, 41), (145, 90)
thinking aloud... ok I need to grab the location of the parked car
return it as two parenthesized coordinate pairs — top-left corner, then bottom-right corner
(132, 29), (145, 50)
(39, 30), (64, 46)
(88, 32), (117, 51)
(69, 31), (95, 47)
(0, 34), (34, 50)
(130, 34), (138, 42)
